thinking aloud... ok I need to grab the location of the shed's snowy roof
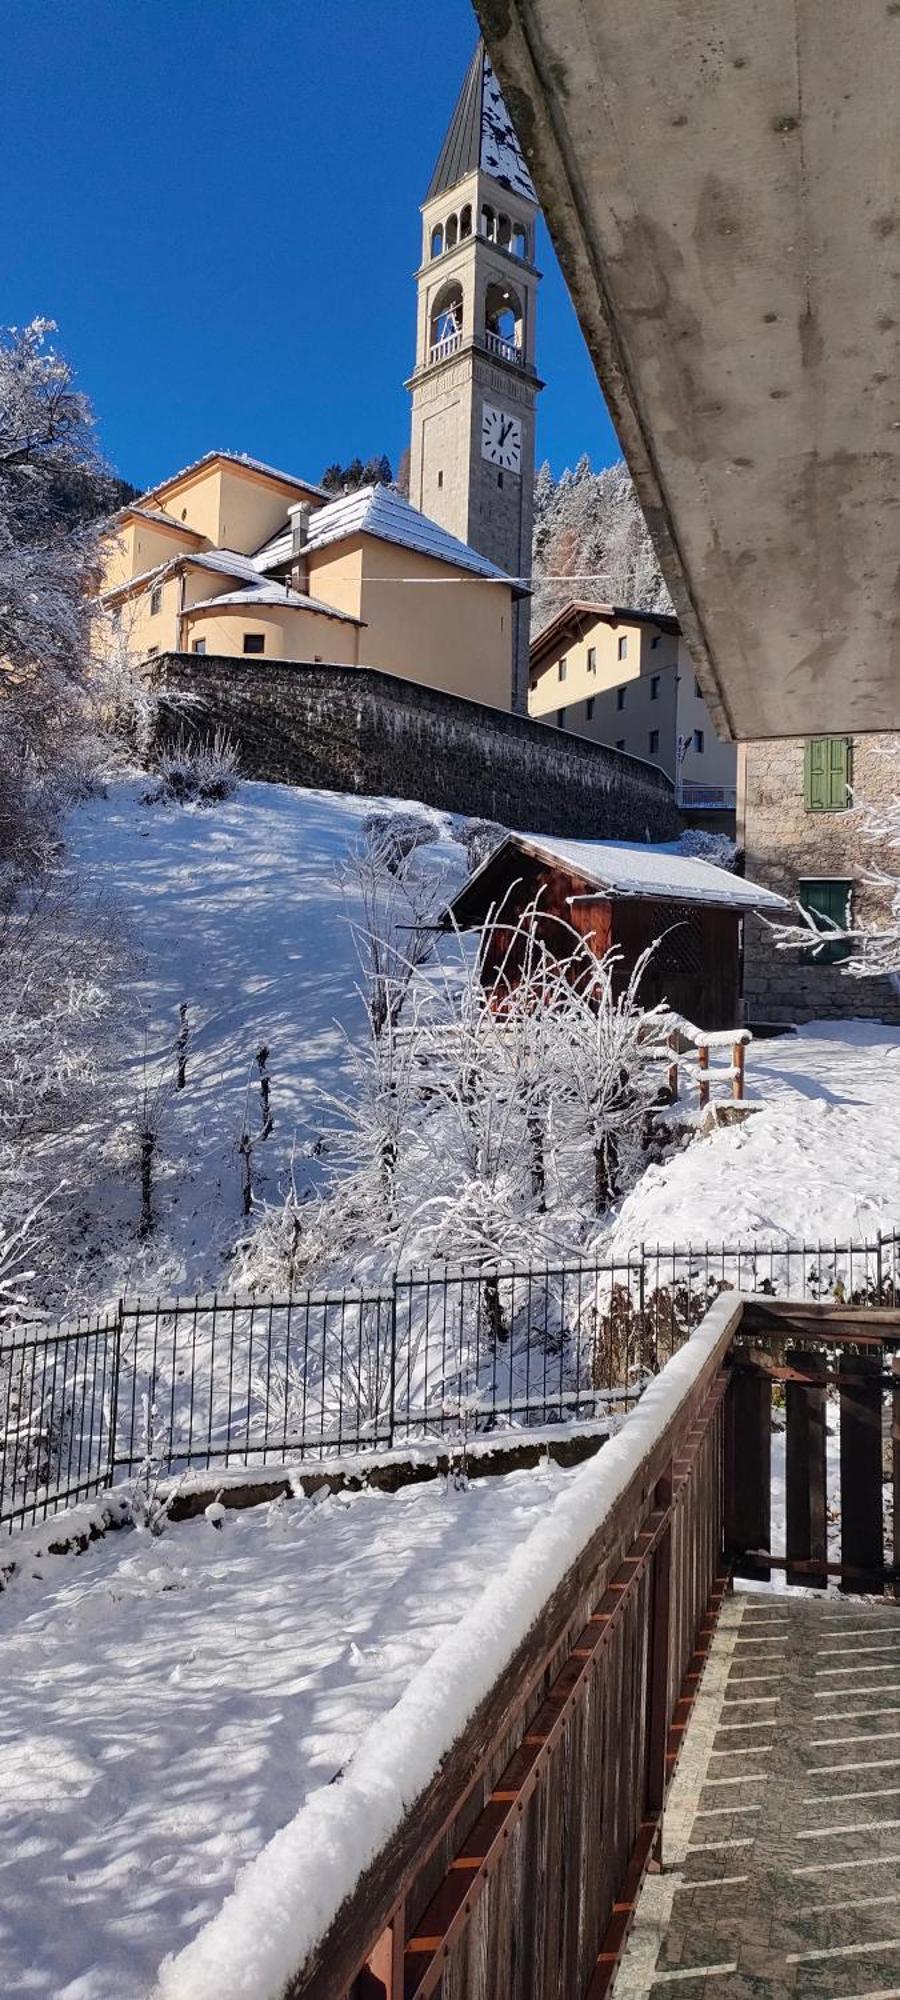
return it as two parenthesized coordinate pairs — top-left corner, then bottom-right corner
(138, 451), (329, 507)
(427, 41), (537, 204)
(454, 832), (790, 915)
(255, 485), (516, 586)
(186, 581), (362, 623)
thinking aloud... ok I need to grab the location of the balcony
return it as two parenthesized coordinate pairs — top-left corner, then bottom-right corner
(425, 328), (526, 371)
(427, 331), (462, 366)
(483, 327), (524, 366)
(677, 781), (737, 810)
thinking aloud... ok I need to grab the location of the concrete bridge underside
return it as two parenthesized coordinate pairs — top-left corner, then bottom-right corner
(476, 0), (900, 741)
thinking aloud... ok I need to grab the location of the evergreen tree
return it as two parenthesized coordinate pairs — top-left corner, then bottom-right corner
(530, 455), (672, 632)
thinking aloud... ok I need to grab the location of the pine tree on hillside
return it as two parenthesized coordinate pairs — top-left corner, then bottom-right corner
(530, 455), (672, 633)
(321, 454), (393, 495)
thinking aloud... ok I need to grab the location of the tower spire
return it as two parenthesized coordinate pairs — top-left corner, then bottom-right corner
(426, 41), (536, 205)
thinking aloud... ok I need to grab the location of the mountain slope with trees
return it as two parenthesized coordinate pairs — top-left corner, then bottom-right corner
(531, 455), (672, 632)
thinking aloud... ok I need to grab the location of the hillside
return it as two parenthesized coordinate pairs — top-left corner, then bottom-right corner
(531, 456), (673, 632)
(43, 776), (900, 1329)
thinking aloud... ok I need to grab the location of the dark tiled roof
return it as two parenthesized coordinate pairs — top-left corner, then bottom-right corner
(427, 42), (536, 203)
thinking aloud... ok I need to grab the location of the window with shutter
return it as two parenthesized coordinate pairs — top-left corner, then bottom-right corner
(804, 737), (851, 811)
(797, 879), (852, 963)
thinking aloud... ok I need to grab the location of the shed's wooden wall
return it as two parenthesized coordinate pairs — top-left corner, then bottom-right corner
(462, 849), (742, 1028)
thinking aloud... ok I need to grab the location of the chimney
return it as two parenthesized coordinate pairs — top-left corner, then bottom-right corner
(288, 501), (311, 594)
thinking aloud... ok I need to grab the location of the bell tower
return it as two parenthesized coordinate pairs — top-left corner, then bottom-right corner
(407, 43), (542, 713)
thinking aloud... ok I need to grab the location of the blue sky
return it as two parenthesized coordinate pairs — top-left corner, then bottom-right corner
(2, 0), (620, 493)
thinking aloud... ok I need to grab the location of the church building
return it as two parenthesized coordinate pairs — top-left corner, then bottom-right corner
(96, 45), (543, 717)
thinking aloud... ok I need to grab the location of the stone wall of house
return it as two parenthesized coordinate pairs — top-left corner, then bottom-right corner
(154, 654), (683, 842)
(740, 733), (900, 1025)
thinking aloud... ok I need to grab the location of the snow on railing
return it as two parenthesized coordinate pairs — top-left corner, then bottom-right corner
(644, 1013), (752, 1110)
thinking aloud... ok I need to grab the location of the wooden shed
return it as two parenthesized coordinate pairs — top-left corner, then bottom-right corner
(442, 833), (789, 1030)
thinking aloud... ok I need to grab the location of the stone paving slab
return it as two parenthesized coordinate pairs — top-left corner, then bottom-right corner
(613, 1591), (900, 1999)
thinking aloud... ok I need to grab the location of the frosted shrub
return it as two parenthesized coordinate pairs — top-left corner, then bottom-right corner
(153, 728), (239, 807)
(128, 1388), (177, 1536)
(455, 817), (507, 873)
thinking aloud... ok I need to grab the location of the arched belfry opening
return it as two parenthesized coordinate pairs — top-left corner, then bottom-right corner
(429, 280), (464, 363)
(484, 281), (523, 364)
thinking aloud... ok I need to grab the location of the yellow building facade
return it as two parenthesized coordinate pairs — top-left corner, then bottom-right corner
(528, 601), (737, 806)
(98, 450), (517, 711)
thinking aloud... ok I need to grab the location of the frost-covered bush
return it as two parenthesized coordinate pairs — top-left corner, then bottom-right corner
(341, 816), (449, 1040)
(675, 829), (737, 870)
(242, 896), (664, 1290)
(128, 1389), (177, 1535)
(152, 728), (240, 807)
(362, 810), (440, 872)
(454, 817), (508, 873)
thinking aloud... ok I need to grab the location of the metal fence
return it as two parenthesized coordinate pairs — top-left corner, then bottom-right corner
(3, 1229), (900, 1535)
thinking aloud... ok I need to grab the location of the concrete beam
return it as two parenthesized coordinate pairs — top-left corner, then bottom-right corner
(476, 0), (900, 739)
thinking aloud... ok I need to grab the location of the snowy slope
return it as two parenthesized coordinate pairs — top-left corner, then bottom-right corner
(58, 779), (900, 1316)
(61, 777), (463, 1309)
(598, 1020), (900, 1253)
(0, 1463), (576, 1999)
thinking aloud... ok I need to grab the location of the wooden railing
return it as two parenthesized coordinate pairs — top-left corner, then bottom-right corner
(654, 1018), (751, 1110)
(293, 1299), (741, 2000)
(210, 1295), (899, 2000)
(727, 1297), (900, 1593)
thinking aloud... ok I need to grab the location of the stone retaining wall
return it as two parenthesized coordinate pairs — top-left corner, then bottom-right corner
(154, 653), (683, 842)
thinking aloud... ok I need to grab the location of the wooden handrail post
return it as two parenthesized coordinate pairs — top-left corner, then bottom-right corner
(646, 1464), (674, 1863)
(732, 1040), (745, 1102)
(666, 1031), (679, 1102)
(697, 1043), (710, 1110)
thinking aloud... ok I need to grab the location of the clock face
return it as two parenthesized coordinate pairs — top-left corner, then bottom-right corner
(481, 402), (522, 473)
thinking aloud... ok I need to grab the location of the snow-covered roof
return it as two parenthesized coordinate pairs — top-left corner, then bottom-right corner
(121, 504), (204, 537)
(427, 42), (537, 204)
(138, 451), (329, 507)
(531, 599), (681, 659)
(451, 832), (790, 916)
(102, 547), (269, 603)
(185, 581), (362, 624)
(255, 485), (517, 586)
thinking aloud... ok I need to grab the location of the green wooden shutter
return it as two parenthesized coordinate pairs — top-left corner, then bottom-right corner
(805, 738), (828, 810)
(827, 736), (851, 809)
(805, 737), (851, 811)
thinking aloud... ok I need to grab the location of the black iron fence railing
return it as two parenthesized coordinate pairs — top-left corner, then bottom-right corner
(3, 1230), (899, 1535)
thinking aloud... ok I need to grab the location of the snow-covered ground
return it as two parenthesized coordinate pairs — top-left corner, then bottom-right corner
(600, 1019), (900, 1253)
(0, 1460), (576, 1999)
(59, 776), (464, 1309)
(55, 776), (900, 1315)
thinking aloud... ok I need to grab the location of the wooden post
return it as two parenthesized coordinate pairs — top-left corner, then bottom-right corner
(839, 1349), (884, 1593)
(645, 1465), (673, 1863)
(732, 1040), (746, 1103)
(786, 1348), (827, 1588)
(725, 1353), (771, 1580)
(697, 1043), (710, 1110)
(893, 1355), (900, 1601)
(666, 1032), (679, 1102)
